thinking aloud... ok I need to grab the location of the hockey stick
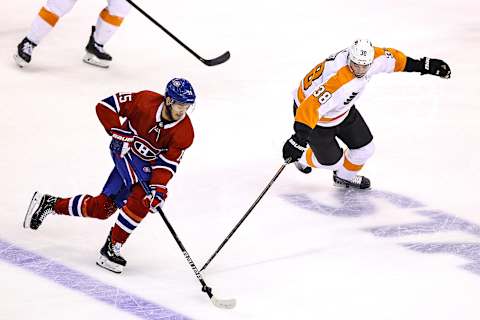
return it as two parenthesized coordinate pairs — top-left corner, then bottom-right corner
(125, 0), (230, 66)
(200, 158), (292, 272)
(125, 154), (236, 309)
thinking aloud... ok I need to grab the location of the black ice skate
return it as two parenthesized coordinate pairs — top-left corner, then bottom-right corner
(96, 232), (127, 274)
(83, 26), (112, 68)
(23, 192), (59, 229)
(294, 161), (312, 174)
(333, 171), (371, 189)
(14, 37), (37, 67)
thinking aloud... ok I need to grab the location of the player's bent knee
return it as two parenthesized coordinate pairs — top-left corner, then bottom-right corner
(86, 194), (117, 219)
(45, 0), (77, 17)
(102, 198), (118, 219)
(349, 141), (375, 163)
(107, 0), (132, 18)
(317, 150), (343, 166)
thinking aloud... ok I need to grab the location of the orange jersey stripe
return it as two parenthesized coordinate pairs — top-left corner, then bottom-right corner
(386, 48), (407, 72)
(305, 148), (316, 168)
(373, 46), (385, 59)
(374, 47), (407, 72)
(100, 8), (124, 27)
(39, 7), (59, 27)
(294, 95), (320, 128)
(295, 65), (355, 129)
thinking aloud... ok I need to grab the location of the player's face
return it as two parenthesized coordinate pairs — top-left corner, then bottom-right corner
(349, 60), (371, 78)
(170, 101), (191, 120)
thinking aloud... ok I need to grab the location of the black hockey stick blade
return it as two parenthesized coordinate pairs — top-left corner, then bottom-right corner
(201, 51), (231, 66)
(125, 0), (230, 67)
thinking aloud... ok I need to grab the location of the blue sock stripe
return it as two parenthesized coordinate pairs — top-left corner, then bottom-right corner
(117, 213), (136, 233)
(71, 196), (81, 216)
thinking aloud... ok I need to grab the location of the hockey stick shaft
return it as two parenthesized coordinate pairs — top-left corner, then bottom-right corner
(200, 159), (291, 272)
(125, 0), (230, 66)
(124, 155), (215, 301)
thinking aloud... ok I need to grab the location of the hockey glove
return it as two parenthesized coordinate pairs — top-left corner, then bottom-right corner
(420, 57), (451, 79)
(110, 128), (134, 158)
(144, 186), (167, 213)
(282, 134), (307, 162)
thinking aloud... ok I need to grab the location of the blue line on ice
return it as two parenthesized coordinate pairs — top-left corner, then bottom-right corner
(0, 238), (190, 320)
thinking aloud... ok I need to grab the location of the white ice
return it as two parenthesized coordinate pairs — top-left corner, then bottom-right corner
(1, 0), (480, 319)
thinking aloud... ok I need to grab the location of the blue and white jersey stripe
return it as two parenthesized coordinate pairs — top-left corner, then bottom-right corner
(99, 95), (119, 114)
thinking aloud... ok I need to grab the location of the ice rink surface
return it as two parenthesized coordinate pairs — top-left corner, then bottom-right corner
(1, 0), (480, 319)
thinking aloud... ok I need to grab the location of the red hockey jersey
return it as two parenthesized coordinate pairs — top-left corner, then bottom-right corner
(95, 90), (194, 191)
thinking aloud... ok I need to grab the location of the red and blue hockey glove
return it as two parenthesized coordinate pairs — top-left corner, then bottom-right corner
(144, 186), (167, 213)
(110, 128), (134, 158)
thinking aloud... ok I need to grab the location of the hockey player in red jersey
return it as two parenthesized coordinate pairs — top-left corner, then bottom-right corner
(282, 39), (451, 189)
(14, 0), (132, 68)
(24, 78), (196, 273)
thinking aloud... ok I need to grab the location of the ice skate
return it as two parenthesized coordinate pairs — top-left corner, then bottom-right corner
(83, 26), (112, 68)
(294, 161), (312, 174)
(14, 37), (37, 67)
(24, 192), (58, 229)
(96, 232), (126, 273)
(333, 171), (370, 189)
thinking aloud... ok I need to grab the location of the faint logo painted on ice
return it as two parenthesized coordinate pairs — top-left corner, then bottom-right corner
(281, 190), (480, 275)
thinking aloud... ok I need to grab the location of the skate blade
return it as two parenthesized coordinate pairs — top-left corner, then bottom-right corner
(333, 181), (371, 190)
(13, 54), (28, 68)
(333, 181), (349, 188)
(83, 53), (110, 68)
(96, 255), (123, 274)
(23, 192), (42, 229)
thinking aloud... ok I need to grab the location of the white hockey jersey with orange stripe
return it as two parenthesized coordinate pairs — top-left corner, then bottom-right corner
(294, 47), (407, 128)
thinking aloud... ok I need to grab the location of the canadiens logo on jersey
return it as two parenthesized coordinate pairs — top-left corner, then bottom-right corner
(132, 136), (166, 161)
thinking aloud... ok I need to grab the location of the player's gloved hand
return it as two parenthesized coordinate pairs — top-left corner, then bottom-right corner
(420, 57), (451, 79)
(282, 134), (307, 162)
(109, 128), (134, 158)
(144, 186), (167, 213)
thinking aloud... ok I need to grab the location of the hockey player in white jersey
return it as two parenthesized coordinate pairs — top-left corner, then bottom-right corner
(14, 0), (132, 68)
(282, 39), (451, 189)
